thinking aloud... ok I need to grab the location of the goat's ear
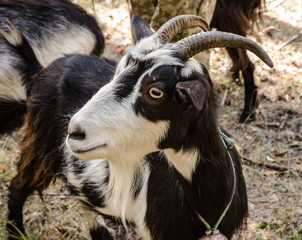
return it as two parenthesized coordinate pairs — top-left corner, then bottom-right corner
(176, 80), (210, 111)
(132, 15), (153, 42)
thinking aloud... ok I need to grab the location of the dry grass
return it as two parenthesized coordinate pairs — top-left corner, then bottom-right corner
(0, 0), (301, 239)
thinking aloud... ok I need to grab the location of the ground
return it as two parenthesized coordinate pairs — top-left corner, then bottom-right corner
(0, 0), (301, 239)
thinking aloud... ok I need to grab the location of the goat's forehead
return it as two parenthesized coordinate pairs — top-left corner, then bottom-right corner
(109, 37), (206, 100)
(129, 37), (183, 66)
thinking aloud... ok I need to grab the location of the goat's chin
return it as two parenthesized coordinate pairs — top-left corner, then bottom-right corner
(70, 147), (107, 160)
(66, 140), (108, 160)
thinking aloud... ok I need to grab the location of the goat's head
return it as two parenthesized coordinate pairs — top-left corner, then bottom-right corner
(66, 15), (273, 161)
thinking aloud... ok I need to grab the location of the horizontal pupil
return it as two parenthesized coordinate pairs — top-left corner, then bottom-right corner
(152, 90), (161, 96)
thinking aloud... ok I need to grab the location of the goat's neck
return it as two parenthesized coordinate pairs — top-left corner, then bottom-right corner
(163, 128), (235, 223)
(105, 156), (149, 226)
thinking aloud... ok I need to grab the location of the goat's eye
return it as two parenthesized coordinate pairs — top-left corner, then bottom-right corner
(148, 87), (164, 99)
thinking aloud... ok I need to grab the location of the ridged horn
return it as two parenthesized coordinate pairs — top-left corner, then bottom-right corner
(155, 15), (209, 43)
(174, 31), (273, 68)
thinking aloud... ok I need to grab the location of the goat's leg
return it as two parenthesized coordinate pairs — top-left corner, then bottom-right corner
(6, 149), (58, 239)
(226, 47), (257, 122)
(226, 48), (241, 84)
(6, 174), (33, 239)
(84, 209), (114, 240)
(241, 59), (257, 123)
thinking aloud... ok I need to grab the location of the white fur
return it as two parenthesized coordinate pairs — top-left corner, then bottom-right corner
(0, 24), (96, 102)
(0, 55), (26, 101)
(84, 209), (107, 230)
(129, 37), (184, 67)
(65, 152), (152, 239)
(180, 58), (205, 78)
(164, 148), (200, 182)
(33, 25), (96, 67)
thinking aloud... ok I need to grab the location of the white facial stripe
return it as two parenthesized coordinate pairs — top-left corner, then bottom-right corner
(114, 54), (130, 76)
(129, 37), (162, 59)
(164, 148), (200, 182)
(180, 58), (205, 78)
(128, 36), (184, 67)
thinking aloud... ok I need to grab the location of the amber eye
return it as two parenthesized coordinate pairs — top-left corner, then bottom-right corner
(148, 87), (164, 99)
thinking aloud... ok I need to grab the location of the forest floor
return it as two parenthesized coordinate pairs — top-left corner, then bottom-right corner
(0, 0), (301, 239)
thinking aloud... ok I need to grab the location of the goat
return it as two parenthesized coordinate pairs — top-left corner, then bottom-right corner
(65, 15), (272, 239)
(210, 0), (265, 122)
(1, 15), (272, 239)
(0, 0), (105, 135)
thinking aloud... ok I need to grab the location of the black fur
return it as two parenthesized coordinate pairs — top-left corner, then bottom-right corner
(132, 15), (154, 42)
(114, 59), (150, 100)
(0, 100), (26, 135)
(90, 227), (113, 240)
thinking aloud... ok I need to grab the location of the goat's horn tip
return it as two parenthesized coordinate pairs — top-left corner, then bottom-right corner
(266, 58), (274, 68)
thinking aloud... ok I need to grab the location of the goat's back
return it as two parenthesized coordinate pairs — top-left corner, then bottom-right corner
(0, 0), (104, 66)
(0, 0), (105, 135)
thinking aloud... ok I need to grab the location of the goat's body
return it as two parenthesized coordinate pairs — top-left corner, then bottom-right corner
(211, 0), (263, 122)
(0, 0), (104, 134)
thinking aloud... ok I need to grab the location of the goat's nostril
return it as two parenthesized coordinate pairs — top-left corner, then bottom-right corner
(69, 126), (86, 141)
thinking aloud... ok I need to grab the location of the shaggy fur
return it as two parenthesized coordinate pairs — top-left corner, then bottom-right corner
(0, 0), (104, 135)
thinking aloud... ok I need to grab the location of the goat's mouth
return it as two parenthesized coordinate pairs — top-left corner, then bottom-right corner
(72, 143), (108, 154)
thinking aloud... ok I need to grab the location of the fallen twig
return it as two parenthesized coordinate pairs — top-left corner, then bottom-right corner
(91, 0), (96, 17)
(254, 121), (281, 127)
(258, 26), (278, 34)
(242, 155), (290, 172)
(266, 0), (287, 8)
(220, 89), (228, 106)
(272, 30), (302, 55)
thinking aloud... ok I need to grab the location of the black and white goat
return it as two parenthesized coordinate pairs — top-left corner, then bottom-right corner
(0, 0), (104, 135)
(210, 0), (265, 122)
(65, 15), (272, 240)
(2, 15), (272, 239)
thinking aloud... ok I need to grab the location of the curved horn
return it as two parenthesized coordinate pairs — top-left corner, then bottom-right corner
(174, 31), (273, 68)
(155, 15), (209, 43)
